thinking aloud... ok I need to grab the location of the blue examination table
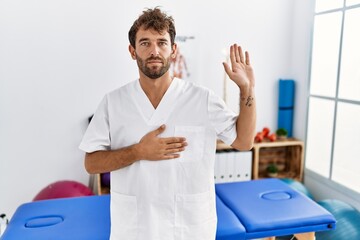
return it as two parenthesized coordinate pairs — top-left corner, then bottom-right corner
(1, 179), (336, 239)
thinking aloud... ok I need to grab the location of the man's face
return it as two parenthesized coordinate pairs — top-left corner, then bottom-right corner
(131, 27), (176, 79)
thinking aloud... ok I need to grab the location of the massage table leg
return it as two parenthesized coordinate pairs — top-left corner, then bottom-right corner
(265, 231), (315, 240)
(295, 232), (315, 240)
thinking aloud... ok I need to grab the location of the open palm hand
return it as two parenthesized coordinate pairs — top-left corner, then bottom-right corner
(223, 44), (255, 90)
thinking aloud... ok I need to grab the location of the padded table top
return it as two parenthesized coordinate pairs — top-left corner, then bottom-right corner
(216, 195), (246, 240)
(2, 195), (243, 240)
(1, 195), (111, 240)
(216, 178), (336, 239)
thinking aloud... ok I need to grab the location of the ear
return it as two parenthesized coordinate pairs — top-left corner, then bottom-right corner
(128, 45), (136, 60)
(171, 43), (178, 58)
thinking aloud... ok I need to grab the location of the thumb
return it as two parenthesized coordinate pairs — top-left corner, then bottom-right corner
(153, 124), (166, 136)
(223, 62), (232, 77)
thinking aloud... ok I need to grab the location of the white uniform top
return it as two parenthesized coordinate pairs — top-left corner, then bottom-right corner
(79, 78), (237, 240)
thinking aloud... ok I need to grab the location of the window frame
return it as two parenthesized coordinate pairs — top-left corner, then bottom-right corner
(305, 1), (360, 198)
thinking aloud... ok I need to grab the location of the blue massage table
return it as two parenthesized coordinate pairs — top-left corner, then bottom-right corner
(1, 179), (336, 240)
(215, 179), (336, 240)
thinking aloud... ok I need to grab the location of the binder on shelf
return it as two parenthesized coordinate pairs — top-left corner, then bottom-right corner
(235, 151), (252, 181)
(214, 153), (220, 182)
(215, 150), (252, 183)
(216, 151), (227, 183)
(225, 150), (235, 182)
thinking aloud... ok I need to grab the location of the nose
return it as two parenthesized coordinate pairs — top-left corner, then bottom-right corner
(149, 44), (160, 57)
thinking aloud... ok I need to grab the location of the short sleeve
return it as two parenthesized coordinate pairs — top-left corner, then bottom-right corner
(79, 95), (111, 153)
(207, 90), (237, 145)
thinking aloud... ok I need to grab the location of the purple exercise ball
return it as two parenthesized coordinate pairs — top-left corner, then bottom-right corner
(101, 172), (111, 188)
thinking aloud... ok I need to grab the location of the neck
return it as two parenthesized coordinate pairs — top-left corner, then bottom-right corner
(139, 73), (173, 109)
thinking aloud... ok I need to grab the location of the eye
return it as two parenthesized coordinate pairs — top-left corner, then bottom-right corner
(140, 41), (149, 47)
(159, 41), (168, 46)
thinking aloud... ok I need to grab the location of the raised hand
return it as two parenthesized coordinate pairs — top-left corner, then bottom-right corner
(137, 125), (187, 160)
(223, 44), (255, 90)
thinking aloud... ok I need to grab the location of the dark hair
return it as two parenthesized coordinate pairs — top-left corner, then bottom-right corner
(128, 7), (176, 48)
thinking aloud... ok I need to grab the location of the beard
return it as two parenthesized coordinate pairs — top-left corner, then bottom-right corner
(136, 55), (171, 79)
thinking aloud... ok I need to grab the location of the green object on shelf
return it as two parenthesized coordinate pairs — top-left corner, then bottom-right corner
(276, 128), (288, 137)
(266, 163), (278, 174)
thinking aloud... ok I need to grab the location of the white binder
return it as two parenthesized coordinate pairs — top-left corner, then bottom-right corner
(215, 150), (252, 183)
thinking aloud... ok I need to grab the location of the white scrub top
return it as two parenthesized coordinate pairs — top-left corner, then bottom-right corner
(79, 78), (237, 240)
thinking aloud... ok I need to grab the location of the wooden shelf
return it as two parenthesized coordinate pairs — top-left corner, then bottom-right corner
(252, 138), (304, 182)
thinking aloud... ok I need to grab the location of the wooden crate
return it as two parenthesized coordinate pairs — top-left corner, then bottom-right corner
(252, 138), (304, 181)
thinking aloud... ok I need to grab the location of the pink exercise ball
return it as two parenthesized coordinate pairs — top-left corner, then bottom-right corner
(33, 180), (94, 201)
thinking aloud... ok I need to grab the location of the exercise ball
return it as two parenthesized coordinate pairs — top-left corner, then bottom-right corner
(33, 180), (94, 201)
(280, 178), (314, 200)
(316, 199), (360, 240)
(101, 172), (111, 188)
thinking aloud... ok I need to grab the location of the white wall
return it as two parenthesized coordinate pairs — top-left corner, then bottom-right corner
(0, 0), (303, 218)
(290, 0), (315, 141)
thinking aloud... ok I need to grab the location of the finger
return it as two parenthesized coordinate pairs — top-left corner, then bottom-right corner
(165, 147), (186, 154)
(164, 154), (180, 159)
(245, 51), (250, 65)
(163, 137), (186, 144)
(153, 124), (166, 136)
(150, 154), (179, 161)
(229, 45), (237, 67)
(166, 142), (187, 150)
(234, 44), (241, 63)
(238, 45), (244, 63)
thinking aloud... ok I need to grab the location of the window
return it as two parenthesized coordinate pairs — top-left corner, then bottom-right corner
(346, 0), (360, 6)
(315, 0), (343, 13)
(306, 1), (360, 193)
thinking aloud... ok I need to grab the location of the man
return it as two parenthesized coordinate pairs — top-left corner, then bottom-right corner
(79, 7), (256, 240)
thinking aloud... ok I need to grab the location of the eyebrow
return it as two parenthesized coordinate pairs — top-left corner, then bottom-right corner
(158, 38), (169, 42)
(138, 38), (150, 43)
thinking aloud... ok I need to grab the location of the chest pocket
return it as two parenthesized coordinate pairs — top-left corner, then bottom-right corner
(174, 126), (206, 162)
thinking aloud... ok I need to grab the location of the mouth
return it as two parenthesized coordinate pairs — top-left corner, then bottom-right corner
(146, 58), (163, 64)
